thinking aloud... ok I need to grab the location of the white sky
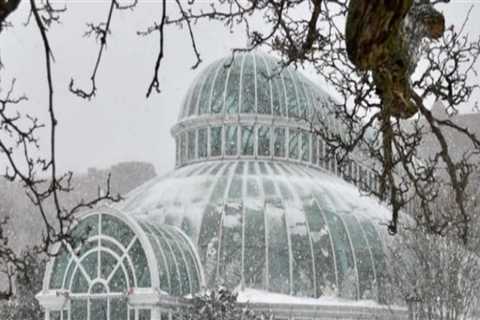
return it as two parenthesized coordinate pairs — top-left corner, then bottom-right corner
(1, 1), (479, 177)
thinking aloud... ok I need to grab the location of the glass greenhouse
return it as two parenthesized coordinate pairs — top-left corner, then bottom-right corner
(38, 53), (409, 320)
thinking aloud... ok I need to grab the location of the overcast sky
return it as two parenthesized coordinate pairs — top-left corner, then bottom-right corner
(1, 1), (479, 177)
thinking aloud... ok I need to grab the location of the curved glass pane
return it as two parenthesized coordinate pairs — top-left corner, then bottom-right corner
(305, 198), (336, 297)
(294, 74), (309, 119)
(142, 225), (171, 293)
(128, 239), (151, 287)
(109, 267), (127, 292)
(343, 215), (376, 300)
(284, 71), (298, 118)
(187, 256), (201, 294)
(361, 221), (387, 303)
(318, 195), (357, 299)
(198, 64), (220, 114)
(256, 56), (272, 114)
(77, 241), (97, 258)
(198, 164), (232, 285)
(81, 251), (98, 280)
(266, 58), (285, 116)
(72, 215), (98, 247)
(265, 199), (290, 294)
(64, 260), (76, 290)
(101, 239), (123, 258)
(102, 215), (134, 248)
(244, 177), (266, 289)
(210, 60), (229, 114)
(171, 233), (201, 294)
(159, 229), (190, 295)
(277, 181), (314, 297)
(150, 226), (181, 295)
(240, 54), (256, 113)
(100, 251), (117, 280)
(123, 259), (135, 289)
(227, 165), (243, 199)
(225, 56), (242, 114)
(50, 245), (70, 289)
(219, 201), (243, 288)
(71, 269), (89, 293)
(186, 73), (205, 116)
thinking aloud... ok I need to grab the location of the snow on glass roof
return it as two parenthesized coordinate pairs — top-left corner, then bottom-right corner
(42, 53), (396, 318)
(120, 160), (391, 302)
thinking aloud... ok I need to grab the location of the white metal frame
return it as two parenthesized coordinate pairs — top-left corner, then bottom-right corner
(38, 207), (159, 319)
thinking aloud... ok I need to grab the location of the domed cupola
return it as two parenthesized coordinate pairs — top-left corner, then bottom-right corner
(171, 53), (345, 171)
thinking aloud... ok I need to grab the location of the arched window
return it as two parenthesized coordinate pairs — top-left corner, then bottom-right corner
(48, 213), (151, 320)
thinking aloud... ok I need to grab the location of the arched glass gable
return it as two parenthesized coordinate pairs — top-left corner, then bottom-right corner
(47, 211), (202, 296)
(46, 213), (149, 320)
(49, 213), (149, 292)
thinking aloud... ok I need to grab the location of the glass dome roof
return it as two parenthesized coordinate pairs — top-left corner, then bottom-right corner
(177, 52), (334, 121)
(119, 160), (390, 302)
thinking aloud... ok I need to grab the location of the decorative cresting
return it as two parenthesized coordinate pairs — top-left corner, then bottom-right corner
(120, 160), (390, 303)
(38, 208), (203, 320)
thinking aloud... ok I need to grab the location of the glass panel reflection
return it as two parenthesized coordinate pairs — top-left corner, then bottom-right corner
(211, 59), (229, 114)
(301, 131), (310, 162)
(265, 199), (290, 294)
(258, 126), (271, 157)
(225, 126), (238, 156)
(244, 177), (266, 289)
(241, 54), (256, 113)
(187, 130), (196, 161)
(289, 129), (299, 160)
(241, 126), (254, 156)
(273, 128), (286, 158)
(225, 56), (243, 114)
(197, 128), (208, 158)
(256, 56), (272, 114)
(210, 126), (222, 157)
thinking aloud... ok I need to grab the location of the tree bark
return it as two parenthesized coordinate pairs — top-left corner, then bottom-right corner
(0, 0), (21, 31)
(345, 0), (445, 119)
